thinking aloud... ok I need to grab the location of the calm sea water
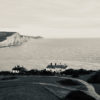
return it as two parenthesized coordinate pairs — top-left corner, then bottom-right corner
(0, 38), (100, 71)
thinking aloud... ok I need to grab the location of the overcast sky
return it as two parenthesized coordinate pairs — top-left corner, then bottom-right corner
(0, 0), (100, 38)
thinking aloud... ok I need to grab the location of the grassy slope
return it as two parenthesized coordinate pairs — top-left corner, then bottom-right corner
(78, 73), (100, 95)
(0, 32), (16, 42)
(0, 76), (63, 100)
(0, 76), (99, 100)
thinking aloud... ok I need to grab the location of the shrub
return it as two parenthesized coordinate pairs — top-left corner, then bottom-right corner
(64, 90), (95, 100)
(87, 70), (100, 83)
(0, 71), (11, 75)
(71, 74), (79, 78)
(58, 79), (81, 86)
(61, 69), (94, 76)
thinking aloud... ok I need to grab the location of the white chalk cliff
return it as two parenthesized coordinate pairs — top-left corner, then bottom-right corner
(0, 32), (42, 47)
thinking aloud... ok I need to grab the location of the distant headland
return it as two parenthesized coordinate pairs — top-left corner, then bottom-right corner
(0, 31), (43, 48)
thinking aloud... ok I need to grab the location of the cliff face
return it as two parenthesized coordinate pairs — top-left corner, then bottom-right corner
(0, 32), (40, 47)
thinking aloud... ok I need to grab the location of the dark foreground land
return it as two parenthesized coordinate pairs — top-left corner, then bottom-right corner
(0, 67), (100, 100)
(0, 75), (100, 100)
(0, 76), (61, 100)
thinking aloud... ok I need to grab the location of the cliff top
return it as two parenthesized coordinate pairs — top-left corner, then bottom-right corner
(0, 32), (17, 42)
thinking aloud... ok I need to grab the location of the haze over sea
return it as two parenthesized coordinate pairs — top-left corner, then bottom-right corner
(0, 38), (100, 71)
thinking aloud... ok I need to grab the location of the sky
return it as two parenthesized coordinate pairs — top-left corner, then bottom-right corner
(0, 0), (100, 38)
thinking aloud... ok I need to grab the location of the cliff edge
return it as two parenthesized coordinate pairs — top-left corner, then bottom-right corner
(0, 31), (42, 47)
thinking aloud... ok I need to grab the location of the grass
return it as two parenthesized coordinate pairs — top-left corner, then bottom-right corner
(63, 90), (95, 100)
(1, 76), (17, 81)
(87, 71), (100, 83)
(58, 79), (81, 86)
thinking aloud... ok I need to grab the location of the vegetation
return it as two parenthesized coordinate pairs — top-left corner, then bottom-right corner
(0, 71), (11, 75)
(61, 69), (94, 77)
(0, 65), (95, 76)
(87, 70), (100, 83)
(1, 76), (17, 80)
(26, 69), (55, 76)
(58, 79), (81, 86)
(63, 90), (95, 100)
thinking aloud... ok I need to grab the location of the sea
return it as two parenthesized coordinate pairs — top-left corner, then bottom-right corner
(0, 38), (100, 71)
